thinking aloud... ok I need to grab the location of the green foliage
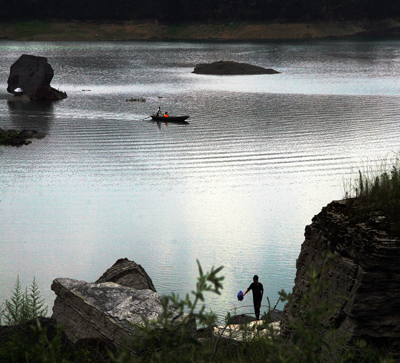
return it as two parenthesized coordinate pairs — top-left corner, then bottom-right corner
(0, 131), (31, 147)
(1, 276), (48, 326)
(0, 318), (98, 363)
(111, 260), (224, 363)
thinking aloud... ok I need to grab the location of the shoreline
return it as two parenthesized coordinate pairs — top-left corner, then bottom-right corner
(0, 20), (400, 41)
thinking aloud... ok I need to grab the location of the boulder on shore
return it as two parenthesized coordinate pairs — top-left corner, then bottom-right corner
(51, 259), (194, 353)
(193, 60), (280, 75)
(7, 54), (67, 101)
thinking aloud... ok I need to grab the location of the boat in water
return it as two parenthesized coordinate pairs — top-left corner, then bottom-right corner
(150, 115), (189, 123)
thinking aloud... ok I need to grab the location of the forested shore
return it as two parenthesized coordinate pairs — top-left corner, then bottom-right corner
(1, 19), (399, 41)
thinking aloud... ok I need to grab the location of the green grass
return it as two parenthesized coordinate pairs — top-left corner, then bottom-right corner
(344, 154), (400, 234)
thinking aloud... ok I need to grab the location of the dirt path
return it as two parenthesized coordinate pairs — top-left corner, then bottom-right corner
(0, 20), (399, 41)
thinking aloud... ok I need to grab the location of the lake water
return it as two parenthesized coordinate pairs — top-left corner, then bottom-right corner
(1, 38), (400, 321)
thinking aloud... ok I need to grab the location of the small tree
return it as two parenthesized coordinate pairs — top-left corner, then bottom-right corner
(1, 276), (48, 326)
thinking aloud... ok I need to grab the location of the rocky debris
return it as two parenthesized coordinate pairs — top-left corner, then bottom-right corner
(95, 257), (156, 292)
(280, 200), (400, 356)
(0, 128), (46, 146)
(193, 61), (280, 75)
(213, 320), (280, 342)
(228, 309), (282, 325)
(7, 54), (67, 100)
(227, 314), (256, 325)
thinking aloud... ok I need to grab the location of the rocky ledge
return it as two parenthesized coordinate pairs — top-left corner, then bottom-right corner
(280, 199), (400, 356)
(192, 60), (280, 75)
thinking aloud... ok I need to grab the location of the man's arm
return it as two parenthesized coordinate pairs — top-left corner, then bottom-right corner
(243, 288), (250, 296)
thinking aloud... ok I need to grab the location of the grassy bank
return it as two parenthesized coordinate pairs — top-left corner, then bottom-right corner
(1, 19), (400, 41)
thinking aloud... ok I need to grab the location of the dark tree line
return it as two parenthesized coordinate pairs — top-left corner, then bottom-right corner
(0, 0), (399, 22)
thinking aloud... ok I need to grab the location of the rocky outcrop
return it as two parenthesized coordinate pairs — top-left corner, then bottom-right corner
(95, 258), (156, 292)
(193, 61), (280, 75)
(7, 54), (67, 100)
(280, 199), (400, 355)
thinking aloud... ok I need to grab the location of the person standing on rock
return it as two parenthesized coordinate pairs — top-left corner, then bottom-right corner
(243, 275), (264, 320)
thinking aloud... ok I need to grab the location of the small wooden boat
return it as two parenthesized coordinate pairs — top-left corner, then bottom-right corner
(150, 115), (189, 123)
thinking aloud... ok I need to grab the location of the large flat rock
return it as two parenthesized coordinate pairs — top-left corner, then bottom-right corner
(51, 278), (184, 350)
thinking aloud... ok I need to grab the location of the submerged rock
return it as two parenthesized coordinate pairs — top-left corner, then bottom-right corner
(0, 128), (46, 147)
(193, 60), (280, 75)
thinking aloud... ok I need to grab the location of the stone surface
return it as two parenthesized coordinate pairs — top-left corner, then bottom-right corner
(51, 277), (188, 351)
(7, 54), (67, 100)
(193, 60), (280, 75)
(95, 257), (156, 292)
(228, 309), (282, 325)
(280, 199), (400, 355)
(7, 55), (53, 96)
(31, 86), (67, 101)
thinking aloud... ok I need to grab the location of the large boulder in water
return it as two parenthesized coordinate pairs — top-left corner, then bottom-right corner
(193, 60), (280, 75)
(7, 54), (67, 100)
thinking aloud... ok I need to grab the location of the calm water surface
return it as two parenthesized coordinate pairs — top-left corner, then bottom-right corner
(1, 39), (400, 320)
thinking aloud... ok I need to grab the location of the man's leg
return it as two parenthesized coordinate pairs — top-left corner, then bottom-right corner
(254, 300), (261, 320)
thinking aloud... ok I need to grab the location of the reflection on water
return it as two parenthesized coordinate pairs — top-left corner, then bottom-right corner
(0, 39), (400, 320)
(7, 99), (54, 133)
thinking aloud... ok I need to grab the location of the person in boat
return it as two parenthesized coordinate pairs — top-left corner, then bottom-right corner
(163, 111), (169, 117)
(156, 107), (161, 116)
(243, 275), (264, 320)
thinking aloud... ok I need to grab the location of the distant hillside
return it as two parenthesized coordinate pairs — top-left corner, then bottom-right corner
(1, 20), (400, 41)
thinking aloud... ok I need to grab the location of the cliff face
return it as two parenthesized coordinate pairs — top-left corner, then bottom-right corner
(280, 200), (400, 353)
